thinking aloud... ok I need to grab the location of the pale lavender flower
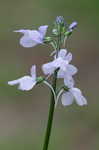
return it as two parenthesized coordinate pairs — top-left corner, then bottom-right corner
(60, 74), (87, 106)
(8, 65), (37, 91)
(61, 88), (87, 106)
(14, 25), (48, 48)
(42, 49), (77, 79)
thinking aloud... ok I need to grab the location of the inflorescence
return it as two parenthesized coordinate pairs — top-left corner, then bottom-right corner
(8, 16), (87, 107)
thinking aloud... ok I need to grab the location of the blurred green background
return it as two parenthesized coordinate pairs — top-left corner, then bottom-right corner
(0, 0), (99, 149)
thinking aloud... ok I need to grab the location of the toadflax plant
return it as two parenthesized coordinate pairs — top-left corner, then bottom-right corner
(8, 16), (87, 150)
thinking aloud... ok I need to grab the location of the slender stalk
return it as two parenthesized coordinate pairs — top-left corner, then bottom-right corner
(42, 70), (57, 150)
(42, 30), (61, 150)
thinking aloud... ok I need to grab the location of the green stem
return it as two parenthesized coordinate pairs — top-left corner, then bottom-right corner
(42, 70), (57, 150)
(42, 29), (61, 150)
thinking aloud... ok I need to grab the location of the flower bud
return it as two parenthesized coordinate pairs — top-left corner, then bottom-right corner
(55, 16), (65, 26)
(53, 16), (66, 35)
(64, 30), (72, 37)
(44, 37), (52, 43)
(69, 21), (77, 30)
(52, 29), (58, 35)
(36, 76), (44, 84)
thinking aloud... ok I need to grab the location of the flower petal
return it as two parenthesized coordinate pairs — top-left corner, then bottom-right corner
(65, 52), (72, 63)
(52, 57), (63, 68)
(38, 25), (48, 37)
(66, 64), (78, 75)
(64, 75), (75, 88)
(8, 79), (20, 85)
(53, 58), (68, 71)
(20, 35), (38, 47)
(30, 65), (36, 79)
(14, 29), (29, 34)
(8, 76), (36, 91)
(29, 30), (43, 43)
(81, 95), (87, 105)
(70, 88), (87, 106)
(57, 69), (65, 78)
(58, 49), (67, 59)
(42, 62), (55, 75)
(61, 92), (74, 106)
